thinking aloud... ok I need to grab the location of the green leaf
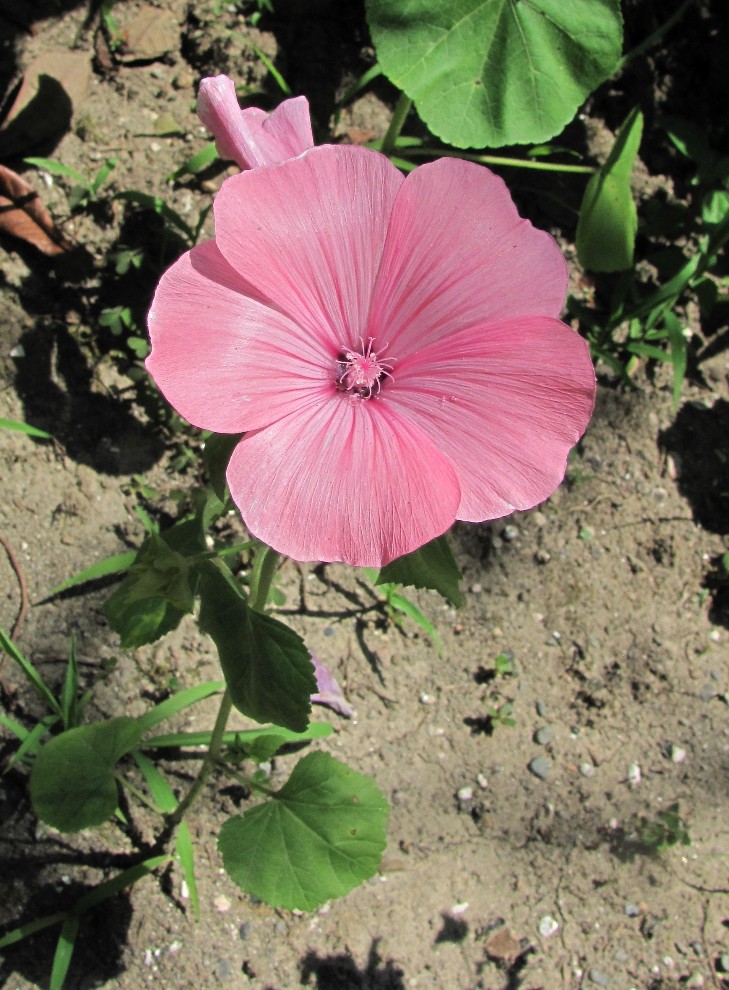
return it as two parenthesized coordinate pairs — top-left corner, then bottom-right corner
(386, 590), (441, 649)
(377, 534), (462, 607)
(175, 821), (200, 918)
(366, 0), (623, 148)
(30, 717), (143, 832)
(104, 524), (204, 648)
(166, 141), (218, 182)
(0, 417), (52, 439)
(203, 432), (241, 502)
(24, 157), (86, 185)
(576, 106), (643, 272)
(219, 752), (388, 910)
(197, 563), (315, 732)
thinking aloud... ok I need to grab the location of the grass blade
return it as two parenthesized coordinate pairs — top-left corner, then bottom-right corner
(136, 681), (225, 733)
(132, 752), (177, 813)
(47, 551), (137, 597)
(49, 915), (79, 990)
(0, 912), (68, 949)
(4, 714), (60, 772)
(175, 822), (200, 918)
(73, 855), (170, 914)
(0, 625), (62, 717)
(0, 418), (52, 439)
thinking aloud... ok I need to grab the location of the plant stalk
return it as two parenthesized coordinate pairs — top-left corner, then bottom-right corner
(401, 148), (595, 174)
(380, 92), (413, 158)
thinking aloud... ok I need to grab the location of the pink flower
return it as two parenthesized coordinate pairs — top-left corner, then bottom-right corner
(197, 75), (314, 170)
(147, 144), (595, 567)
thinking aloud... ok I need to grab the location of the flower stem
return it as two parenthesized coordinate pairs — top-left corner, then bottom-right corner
(166, 688), (233, 828)
(401, 147), (595, 174)
(380, 92), (413, 159)
(166, 545), (281, 828)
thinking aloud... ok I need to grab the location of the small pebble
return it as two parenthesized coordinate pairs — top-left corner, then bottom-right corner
(627, 763), (641, 786)
(419, 692), (435, 705)
(470, 582), (482, 593)
(457, 786), (474, 803)
(535, 549), (551, 563)
(535, 725), (555, 746)
(239, 922), (251, 940)
(700, 684), (715, 702)
(686, 973), (704, 989)
(614, 949), (629, 963)
(476, 773), (488, 789)
(624, 903), (640, 917)
(528, 755), (552, 780)
(588, 968), (609, 987)
(718, 952), (729, 973)
(709, 629), (721, 642)
(538, 915), (559, 938)
(536, 700), (548, 717)
(670, 744), (687, 764)
(213, 895), (231, 913)
(579, 762), (596, 778)
(502, 524), (519, 541)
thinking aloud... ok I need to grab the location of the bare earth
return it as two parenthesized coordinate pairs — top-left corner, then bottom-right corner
(1, 2), (728, 989)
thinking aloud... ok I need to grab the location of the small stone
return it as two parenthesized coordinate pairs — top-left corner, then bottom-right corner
(213, 895), (231, 913)
(470, 582), (482, 593)
(457, 786), (474, 803)
(239, 922), (251, 940)
(588, 968), (609, 987)
(502, 524), (519, 541)
(536, 701), (548, 717)
(614, 949), (629, 963)
(686, 973), (704, 989)
(215, 960), (231, 979)
(580, 762), (596, 778)
(476, 773), (488, 789)
(538, 915), (559, 938)
(700, 684), (715, 702)
(419, 692), (435, 705)
(528, 755), (551, 780)
(535, 725), (555, 746)
(535, 549), (551, 563)
(624, 903), (640, 917)
(718, 953), (729, 973)
(670, 744), (687, 764)
(709, 629), (721, 643)
(627, 763), (641, 786)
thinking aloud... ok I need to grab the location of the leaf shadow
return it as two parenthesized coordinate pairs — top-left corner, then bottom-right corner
(299, 938), (405, 990)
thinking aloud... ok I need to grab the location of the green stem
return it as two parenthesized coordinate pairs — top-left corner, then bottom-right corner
(166, 688), (233, 828)
(165, 546), (282, 829)
(401, 147), (595, 174)
(248, 544), (281, 613)
(380, 92), (413, 158)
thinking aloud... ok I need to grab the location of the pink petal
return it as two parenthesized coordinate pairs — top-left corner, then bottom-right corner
(146, 240), (330, 433)
(197, 76), (314, 170)
(226, 394), (461, 567)
(367, 158), (568, 355)
(310, 654), (354, 718)
(213, 145), (404, 350)
(387, 317), (596, 520)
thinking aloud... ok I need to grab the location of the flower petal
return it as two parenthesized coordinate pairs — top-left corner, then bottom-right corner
(197, 76), (313, 170)
(214, 145), (404, 350)
(146, 240), (331, 433)
(368, 158), (568, 355)
(226, 395), (461, 567)
(387, 317), (596, 520)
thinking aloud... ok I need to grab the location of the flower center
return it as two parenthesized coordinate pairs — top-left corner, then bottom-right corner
(335, 339), (394, 400)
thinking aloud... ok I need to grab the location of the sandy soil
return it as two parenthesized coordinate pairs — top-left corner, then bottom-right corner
(1, 2), (728, 989)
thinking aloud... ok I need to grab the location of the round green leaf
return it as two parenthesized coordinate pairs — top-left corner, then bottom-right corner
(366, 0), (623, 148)
(30, 717), (143, 832)
(219, 752), (389, 910)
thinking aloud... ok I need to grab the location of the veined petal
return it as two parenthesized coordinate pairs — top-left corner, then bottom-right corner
(214, 145), (404, 350)
(146, 240), (330, 433)
(226, 395), (461, 567)
(368, 158), (568, 355)
(197, 76), (313, 170)
(387, 317), (595, 520)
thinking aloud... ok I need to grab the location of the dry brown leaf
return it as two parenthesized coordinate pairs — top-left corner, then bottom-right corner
(0, 164), (72, 256)
(484, 926), (526, 964)
(0, 52), (91, 156)
(120, 6), (180, 61)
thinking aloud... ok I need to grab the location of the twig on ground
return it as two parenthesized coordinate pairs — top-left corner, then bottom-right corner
(0, 531), (29, 642)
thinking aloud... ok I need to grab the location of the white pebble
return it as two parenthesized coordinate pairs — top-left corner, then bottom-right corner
(627, 763), (641, 786)
(538, 915), (559, 938)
